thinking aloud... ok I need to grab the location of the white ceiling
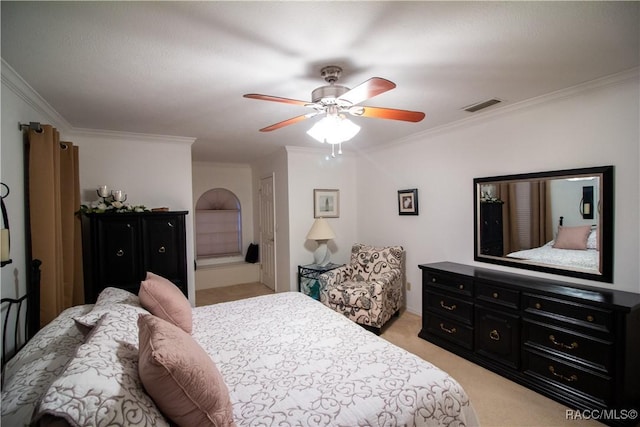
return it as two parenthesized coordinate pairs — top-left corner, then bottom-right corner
(2, 1), (639, 163)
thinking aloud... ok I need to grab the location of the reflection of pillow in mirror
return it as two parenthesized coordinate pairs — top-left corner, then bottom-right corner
(553, 225), (592, 250)
(587, 229), (598, 250)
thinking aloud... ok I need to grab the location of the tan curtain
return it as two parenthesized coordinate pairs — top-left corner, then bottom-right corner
(530, 181), (553, 247)
(496, 183), (519, 254)
(28, 125), (83, 327)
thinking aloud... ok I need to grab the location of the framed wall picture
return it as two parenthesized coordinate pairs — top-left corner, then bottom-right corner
(398, 188), (418, 215)
(314, 189), (339, 218)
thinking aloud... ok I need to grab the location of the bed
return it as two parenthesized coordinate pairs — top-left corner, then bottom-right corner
(506, 225), (599, 272)
(2, 281), (479, 426)
(506, 241), (599, 271)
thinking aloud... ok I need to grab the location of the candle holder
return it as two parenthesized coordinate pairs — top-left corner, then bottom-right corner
(78, 186), (146, 215)
(112, 190), (127, 203)
(1, 182), (12, 267)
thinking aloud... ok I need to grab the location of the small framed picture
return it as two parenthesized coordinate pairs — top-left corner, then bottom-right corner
(314, 189), (339, 218)
(398, 189), (419, 215)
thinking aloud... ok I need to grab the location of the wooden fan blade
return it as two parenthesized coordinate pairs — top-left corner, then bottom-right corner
(259, 112), (317, 132)
(350, 106), (425, 122)
(338, 77), (396, 105)
(244, 93), (310, 107)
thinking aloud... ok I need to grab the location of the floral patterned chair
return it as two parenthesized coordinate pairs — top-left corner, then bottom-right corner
(317, 243), (405, 334)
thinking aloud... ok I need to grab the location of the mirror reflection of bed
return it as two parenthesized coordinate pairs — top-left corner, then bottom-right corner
(476, 169), (607, 277)
(505, 217), (599, 272)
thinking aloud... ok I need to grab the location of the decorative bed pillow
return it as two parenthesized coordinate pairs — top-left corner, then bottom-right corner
(139, 272), (192, 333)
(138, 314), (235, 427)
(35, 312), (169, 427)
(74, 287), (148, 328)
(552, 225), (592, 250)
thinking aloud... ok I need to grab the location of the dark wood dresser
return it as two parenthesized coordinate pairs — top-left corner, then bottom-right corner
(82, 211), (188, 303)
(419, 262), (640, 426)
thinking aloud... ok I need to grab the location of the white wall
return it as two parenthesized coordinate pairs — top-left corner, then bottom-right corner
(286, 147), (359, 290)
(356, 71), (640, 315)
(192, 161), (254, 257)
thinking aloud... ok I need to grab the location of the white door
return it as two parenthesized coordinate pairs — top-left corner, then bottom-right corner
(259, 175), (276, 290)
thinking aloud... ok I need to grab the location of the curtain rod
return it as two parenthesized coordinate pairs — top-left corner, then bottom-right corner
(19, 122), (69, 150)
(18, 122), (42, 132)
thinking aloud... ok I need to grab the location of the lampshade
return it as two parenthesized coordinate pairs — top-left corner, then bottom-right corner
(306, 114), (361, 145)
(306, 217), (336, 240)
(306, 217), (336, 266)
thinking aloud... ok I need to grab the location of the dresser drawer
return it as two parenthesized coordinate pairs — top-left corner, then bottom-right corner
(425, 290), (473, 325)
(424, 271), (473, 296)
(523, 350), (613, 405)
(424, 313), (473, 350)
(523, 293), (613, 333)
(476, 281), (519, 309)
(523, 319), (613, 374)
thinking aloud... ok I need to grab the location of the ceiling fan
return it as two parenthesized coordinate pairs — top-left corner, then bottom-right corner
(243, 65), (426, 135)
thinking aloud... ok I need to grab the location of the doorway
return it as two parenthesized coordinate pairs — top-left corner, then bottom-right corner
(259, 175), (276, 290)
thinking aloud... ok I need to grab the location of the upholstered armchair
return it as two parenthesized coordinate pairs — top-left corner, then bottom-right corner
(317, 243), (405, 334)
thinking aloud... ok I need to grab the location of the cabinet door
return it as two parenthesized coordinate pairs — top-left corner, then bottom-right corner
(142, 215), (187, 294)
(95, 217), (141, 291)
(475, 305), (520, 369)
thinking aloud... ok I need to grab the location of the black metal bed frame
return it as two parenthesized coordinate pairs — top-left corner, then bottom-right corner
(1, 259), (41, 373)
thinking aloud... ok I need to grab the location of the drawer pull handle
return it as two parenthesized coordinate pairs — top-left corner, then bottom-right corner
(439, 323), (457, 334)
(492, 292), (499, 299)
(458, 284), (464, 290)
(548, 365), (578, 383)
(549, 335), (578, 350)
(586, 315), (594, 322)
(431, 277), (436, 282)
(489, 329), (500, 341)
(116, 249), (124, 257)
(158, 246), (166, 253)
(534, 302), (542, 309)
(440, 301), (457, 311)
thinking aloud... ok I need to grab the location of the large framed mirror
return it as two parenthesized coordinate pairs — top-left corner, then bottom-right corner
(474, 165), (613, 282)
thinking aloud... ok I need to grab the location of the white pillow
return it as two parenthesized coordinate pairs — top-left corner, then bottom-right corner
(587, 229), (598, 250)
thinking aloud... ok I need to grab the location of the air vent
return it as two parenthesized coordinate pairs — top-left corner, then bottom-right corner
(463, 98), (502, 113)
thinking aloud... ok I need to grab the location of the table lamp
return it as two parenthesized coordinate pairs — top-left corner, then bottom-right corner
(306, 217), (336, 266)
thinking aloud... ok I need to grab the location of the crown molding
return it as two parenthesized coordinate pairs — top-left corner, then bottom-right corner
(3, 58), (194, 145)
(1, 58), (73, 131)
(192, 160), (251, 169)
(67, 127), (195, 145)
(370, 67), (640, 153)
(285, 145), (357, 158)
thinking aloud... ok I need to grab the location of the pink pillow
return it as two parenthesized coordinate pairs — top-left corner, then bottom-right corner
(553, 225), (592, 250)
(139, 272), (192, 333)
(137, 314), (235, 427)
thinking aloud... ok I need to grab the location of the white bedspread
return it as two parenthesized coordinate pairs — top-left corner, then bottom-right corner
(507, 242), (599, 271)
(2, 292), (479, 427)
(193, 292), (479, 426)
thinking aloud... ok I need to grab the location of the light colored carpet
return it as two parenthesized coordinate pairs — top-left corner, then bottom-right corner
(196, 283), (603, 427)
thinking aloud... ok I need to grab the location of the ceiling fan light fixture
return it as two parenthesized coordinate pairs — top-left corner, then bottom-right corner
(306, 114), (361, 146)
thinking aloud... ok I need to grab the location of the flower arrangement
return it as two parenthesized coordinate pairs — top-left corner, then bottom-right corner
(78, 199), (149, 214)
(77, 186), (148, 214)
(480, 191), (503, 203)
